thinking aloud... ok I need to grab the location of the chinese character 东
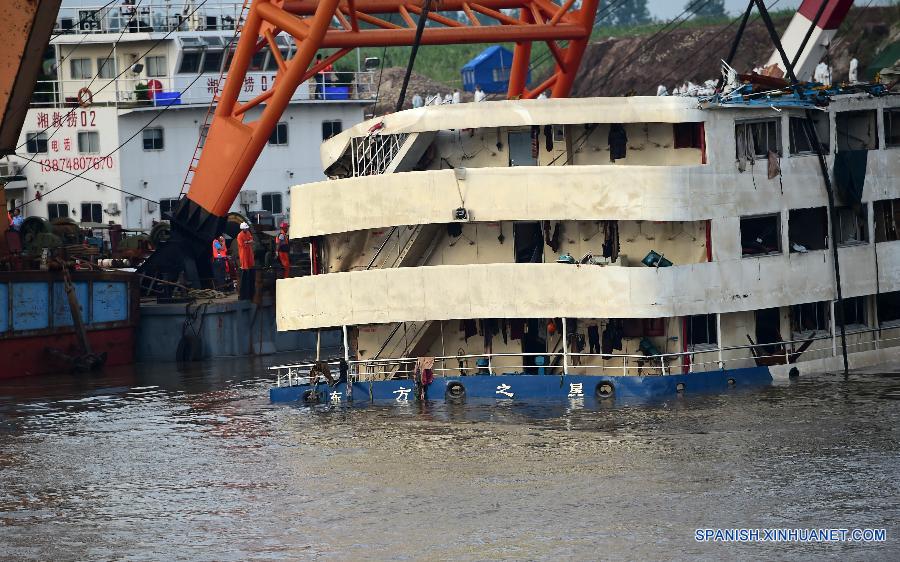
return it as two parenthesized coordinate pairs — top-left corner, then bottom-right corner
(496, 384), (514, 398)
(568, 383), (584, 398)
(393, 387), (411, 402)
(329, 391), (342, 404)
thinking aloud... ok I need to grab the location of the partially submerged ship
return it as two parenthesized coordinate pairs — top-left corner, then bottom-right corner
(269, 85), (900, 404)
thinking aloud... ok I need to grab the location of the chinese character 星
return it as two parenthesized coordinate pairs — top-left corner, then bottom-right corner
(496, 384), (514, 398)
(393, 387), (411, 402)
(568, 382), (584, 398)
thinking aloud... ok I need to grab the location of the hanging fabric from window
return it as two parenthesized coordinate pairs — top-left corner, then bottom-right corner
(608, 124), (627, 161)
(833, 150), (867, 204)
(736, 125), (756, 172)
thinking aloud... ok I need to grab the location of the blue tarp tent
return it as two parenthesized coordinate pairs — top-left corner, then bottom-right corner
(460, 46), (528, 93)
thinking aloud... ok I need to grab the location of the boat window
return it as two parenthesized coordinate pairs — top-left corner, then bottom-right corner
(97, 56), (117, 79)
(788, 207), (828, 252)
(835, 205), (868, 246)
(249, 49), (268, 72)
(874, 198), (900, 242)
(673, 122), (703, 149)
(735, 118), (781, 159)
(146, 55), (167, 77)
(142, 128), (164, 150)
(198, 124), (210, 148)
(80, 202), (103, 224)
(70, 58), (92, 79)
(789, 114), (829, 155)
(265, 49), (289, 71)
(877, 291), (900, 328)
(741, 214), (781, 257)
(159, 198), (179, 219)
(322, 120), (342, 140)
(836, 110), (878, 151)
(201, 50), (224, 73)
(47, 202), (69, 220)
(25, 132), (48, 154)
(686, 314), (717, 349)
(77, 131), (100, 154)
(261, 192), (283, 214)
(837, 296), (867, 329)
(622, 318), (666, 338)
(885, 109), (900, 148)
(178, 51), (202, 74)
(754, 308), (782, 354)
(508, 129), (537, 166)
(791, 301), (830, 335)
(513, 222), (543, 263)
(268, 122), (288, 146)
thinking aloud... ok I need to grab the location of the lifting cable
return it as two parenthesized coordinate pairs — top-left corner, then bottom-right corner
(395, 0), (433, 112)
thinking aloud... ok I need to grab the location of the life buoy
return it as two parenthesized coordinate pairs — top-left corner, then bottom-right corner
(147, 79), (163, 99)
(77, 87), (93, 107)
(445, 381), (466, 403)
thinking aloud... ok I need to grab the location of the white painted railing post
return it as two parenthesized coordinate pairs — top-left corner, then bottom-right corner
(562, 318), (569, 375)
(716, 313), (724, 369)
(622, 356), (627, 376)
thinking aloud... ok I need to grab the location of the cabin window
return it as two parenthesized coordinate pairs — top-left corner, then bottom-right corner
(886, 109), (900, 148)
(623, 318), (666, 338)
(788, 207), (828, 252)
(202, 50), (224, 73)
(146, 56), (167, 77)
(47, 202), (69, 220)
(686, 314), (717, 349)
(97, 56), (117, 79)
(673, 122), (703, 149)
(877, 291), (900, 328)
(261, 192), (283, 214)
(25, 132), (48, 154)
(836, 110), (878, 151)
(513, 222), (543, 263)
(789, 115), (829, 155)
(80, 202), (102, 224)
(322, 120), (342, 140)
(178, 51), (201, 74)
(77, 131), (100, 154)
(791, 301), (830, 336)
(70, 58), (92, 79)
(249, 49), (267, 71)
(159, 198), (179, 219)
(491, 67), (510, 82)
(735, 118), (780, 159)
(874, 198), (900, 242)
(142, 128), (164, 150)
(265, 49), (288, 71)
(198, 124), (210, 148)
(741, 214), (781, 257)
(835, 206), (868, 246)
(837, 296), (867, 329)
(268, 122), (288, 145)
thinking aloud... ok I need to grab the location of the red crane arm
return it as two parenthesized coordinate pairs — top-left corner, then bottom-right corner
(150, 0), (598, 288)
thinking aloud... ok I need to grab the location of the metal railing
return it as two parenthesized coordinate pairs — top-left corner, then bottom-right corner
(270, 326), (900, 388)
(29, 72), (376, 109)
(54, 3), (246, 35)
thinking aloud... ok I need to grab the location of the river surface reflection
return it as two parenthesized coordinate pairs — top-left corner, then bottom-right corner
(1, 357), (898, 560)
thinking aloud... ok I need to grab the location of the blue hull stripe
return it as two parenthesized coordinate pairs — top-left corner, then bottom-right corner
(269, 367), (772, 404)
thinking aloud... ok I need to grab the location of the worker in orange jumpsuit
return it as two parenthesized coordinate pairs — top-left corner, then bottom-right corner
(276, 221), (290, 278)
(236, 222), (255, 300)
(211, 235), (228, 289)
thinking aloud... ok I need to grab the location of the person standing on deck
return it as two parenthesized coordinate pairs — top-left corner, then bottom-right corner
(474, 85), (486, 103)
(211, 235), (228, 289)
(237, 222), (255, 300)
(276, 222), (291, 279)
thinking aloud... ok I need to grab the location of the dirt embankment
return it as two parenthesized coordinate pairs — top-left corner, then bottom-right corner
(368, 66), (475, 116)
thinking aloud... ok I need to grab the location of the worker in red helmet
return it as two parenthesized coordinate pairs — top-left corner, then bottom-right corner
(276, 221), (291, 279)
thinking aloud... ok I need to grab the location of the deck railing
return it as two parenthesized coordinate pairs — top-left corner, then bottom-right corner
(54, 3), (247, 35)
(270, 326), (900, 388)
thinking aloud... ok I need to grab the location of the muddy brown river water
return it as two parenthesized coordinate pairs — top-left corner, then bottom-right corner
(1, 357), (898, 561)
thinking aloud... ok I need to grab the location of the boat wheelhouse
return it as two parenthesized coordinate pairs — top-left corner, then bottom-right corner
(271, 91), (900, 404)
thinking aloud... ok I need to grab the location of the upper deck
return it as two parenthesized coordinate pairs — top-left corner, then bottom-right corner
(35, 3), (375, 109)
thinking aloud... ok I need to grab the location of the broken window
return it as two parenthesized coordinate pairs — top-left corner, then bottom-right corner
(788, 207), (828, 252)
(836, 110), (878, 151)
(673, 122), (704, 149)
(791, 301), (830, 335)
(877, 291), (900, 328)
(622, 318), (666, 338)
(754, 307), (782, 354)
(836, 296), (867, 329)
(736, 119), (780, 159)
(789, 114), (829, 155)
(874, 198), (900, 242)
(741, 214), (781, 257)
(513, 222), (543, 263)
(835, 206), (868, 245)
(886, 109), (900, 148)
(686, 314), (717, 349)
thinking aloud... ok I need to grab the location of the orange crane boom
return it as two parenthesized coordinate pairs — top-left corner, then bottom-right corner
(144, 0), (600, 287)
